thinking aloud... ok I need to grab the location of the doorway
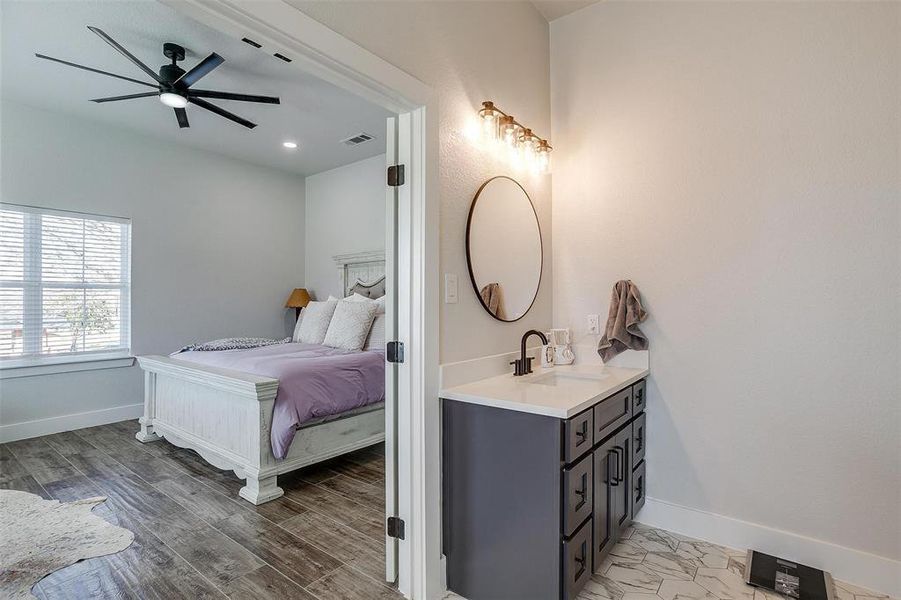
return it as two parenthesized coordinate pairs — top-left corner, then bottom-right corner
(163, 2), (440, 598)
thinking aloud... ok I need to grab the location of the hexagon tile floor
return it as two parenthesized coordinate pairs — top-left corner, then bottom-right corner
(443, 523), (896, 600)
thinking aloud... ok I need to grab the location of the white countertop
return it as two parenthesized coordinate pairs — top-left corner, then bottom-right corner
(439, 363), (649, 419)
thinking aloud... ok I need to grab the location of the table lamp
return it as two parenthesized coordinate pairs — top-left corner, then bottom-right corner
(285, 288), (311, 320)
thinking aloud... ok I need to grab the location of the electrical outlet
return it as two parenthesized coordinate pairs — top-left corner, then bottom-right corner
(587, 314), (600, 334)
(445, 273), (458, 303)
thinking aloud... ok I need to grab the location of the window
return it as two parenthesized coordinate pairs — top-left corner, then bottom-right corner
(0, 204), (131, 366)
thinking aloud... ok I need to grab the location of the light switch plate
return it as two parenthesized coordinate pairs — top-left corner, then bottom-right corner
(445, 273), (458, 303)
(587, 314), (600, 334)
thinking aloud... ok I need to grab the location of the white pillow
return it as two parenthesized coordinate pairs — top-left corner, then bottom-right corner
(364, 313), (386, 351)
(291, 312), (305, 342)
(323, 300), (378, 351)
(348, 292), (386, 315)
(295, 300), (338, 345)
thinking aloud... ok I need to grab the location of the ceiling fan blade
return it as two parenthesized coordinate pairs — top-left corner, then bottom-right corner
(87, 26), (162, 83)
(188, 90), (279, 104)
(189, 97), (256, 129)
(176, 53), (224, 88)
(35, 54), (157, 88)
(174, 108), (190, 128)
(91, 92), (158, 103)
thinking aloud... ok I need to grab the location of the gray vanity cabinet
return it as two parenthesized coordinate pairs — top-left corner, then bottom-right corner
(442, 377), (648, 600)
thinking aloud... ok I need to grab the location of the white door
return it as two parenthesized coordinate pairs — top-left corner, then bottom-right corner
(385, 112), (414, 595)
(384, 115), (399, 584)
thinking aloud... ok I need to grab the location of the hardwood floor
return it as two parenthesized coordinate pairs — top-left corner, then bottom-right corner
(1, 420), (400, 600)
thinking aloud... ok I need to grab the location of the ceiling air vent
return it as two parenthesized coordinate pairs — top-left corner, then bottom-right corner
(242, 37), (262, 48)
(342, 132), (375, 146)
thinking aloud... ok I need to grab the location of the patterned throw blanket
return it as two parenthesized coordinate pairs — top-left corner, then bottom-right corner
(176, 337), (291, 353)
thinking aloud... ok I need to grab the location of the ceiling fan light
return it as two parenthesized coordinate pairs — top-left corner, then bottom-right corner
(159, 92), (188, 108)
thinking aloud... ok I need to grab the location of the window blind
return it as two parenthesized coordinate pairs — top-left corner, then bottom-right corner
(0, 204), (131, 362)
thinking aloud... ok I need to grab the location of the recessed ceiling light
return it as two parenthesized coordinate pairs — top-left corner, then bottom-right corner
(283, 141), (298, 149)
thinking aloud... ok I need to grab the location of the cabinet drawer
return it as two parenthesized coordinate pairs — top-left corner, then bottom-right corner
(632, 412), (646, 465)
(632, 460), (646, 518)
(562, 453), (593, 537)
(563, 518), (592, 600)
(594, 387), (632, 444)
(564, 408), (593, 464)
(632, 380), (646, 414)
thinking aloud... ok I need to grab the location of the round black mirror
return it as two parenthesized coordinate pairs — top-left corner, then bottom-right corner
(466, 176), (542, 322)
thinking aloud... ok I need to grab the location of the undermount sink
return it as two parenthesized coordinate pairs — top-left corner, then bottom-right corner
(526, 371), (609, 386)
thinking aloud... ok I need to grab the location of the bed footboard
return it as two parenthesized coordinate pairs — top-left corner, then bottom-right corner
(136, 355), (385, 505)
(137, 355), (284, 503)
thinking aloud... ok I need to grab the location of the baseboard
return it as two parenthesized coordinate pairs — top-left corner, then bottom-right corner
(0, 403), (143, 443)
(638, 497), (900, 598)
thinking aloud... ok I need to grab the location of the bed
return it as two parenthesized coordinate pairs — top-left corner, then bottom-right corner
(135, 251), (387, 504)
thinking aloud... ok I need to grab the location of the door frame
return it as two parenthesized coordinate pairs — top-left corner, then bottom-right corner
(161, 2), (441, 598)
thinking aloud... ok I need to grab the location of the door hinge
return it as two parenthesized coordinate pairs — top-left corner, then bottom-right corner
(386, 341), (405, 364)
(387, 516), (405, 540)
(387, 164), (405, 187)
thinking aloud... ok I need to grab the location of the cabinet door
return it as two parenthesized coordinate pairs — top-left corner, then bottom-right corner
(592, 437), (617, 572)
(612, 427), (632, 537)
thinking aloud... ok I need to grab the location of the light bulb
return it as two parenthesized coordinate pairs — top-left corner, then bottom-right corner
(283, 141), (298, 149)
(159, 92), (188, 109)
(536, 140), (551, 172)
(500, 116), (518, 148)
(478, 101), (498, 140)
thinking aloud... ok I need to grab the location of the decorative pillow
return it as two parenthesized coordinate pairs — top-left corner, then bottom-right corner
(349, 292), (387, 314)
(292, 313), (305, 342)
(323, 300), (378, 351)
(363, 313), (386, 351)
(295, 300), (338, 345)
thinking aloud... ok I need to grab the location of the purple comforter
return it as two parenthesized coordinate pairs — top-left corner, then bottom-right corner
(173, 343), (385, 459)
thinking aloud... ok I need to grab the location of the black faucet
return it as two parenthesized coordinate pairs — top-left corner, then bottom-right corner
(510, 329), (549, 376)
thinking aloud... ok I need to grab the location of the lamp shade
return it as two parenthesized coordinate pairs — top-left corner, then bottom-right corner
(285, 288), (311, 309)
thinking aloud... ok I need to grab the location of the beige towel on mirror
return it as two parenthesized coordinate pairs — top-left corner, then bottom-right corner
(597, 280), (648, 362)
(479, 282), (505, 319)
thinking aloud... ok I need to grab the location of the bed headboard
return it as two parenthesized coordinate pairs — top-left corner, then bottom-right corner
(333, 250), (386, 298)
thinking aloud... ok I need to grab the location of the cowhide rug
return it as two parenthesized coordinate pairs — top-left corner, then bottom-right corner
(0, 490), (134, 599)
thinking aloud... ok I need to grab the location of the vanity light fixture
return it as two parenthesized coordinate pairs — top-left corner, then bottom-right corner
(477, 100), (552, 172)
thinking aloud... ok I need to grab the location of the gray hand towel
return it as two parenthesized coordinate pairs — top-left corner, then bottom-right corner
(597, 280), (648, 362)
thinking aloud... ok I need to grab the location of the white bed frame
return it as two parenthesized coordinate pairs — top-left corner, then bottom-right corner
(135, 252), (387, 505)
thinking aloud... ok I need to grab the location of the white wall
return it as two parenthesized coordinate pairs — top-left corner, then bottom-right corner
(304, 154), (386, 300)
(290, 0), (552, 364)
(0, 101), (306, 438)
(551, 0), (900, 585)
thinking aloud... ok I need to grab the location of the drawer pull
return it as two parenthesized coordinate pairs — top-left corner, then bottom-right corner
(634, 426), (644, 451)
(635, 478), (644, 500)
(575, 421), (588, 444)
(574, 472), (588, 510)
(573, 543), (587, 581)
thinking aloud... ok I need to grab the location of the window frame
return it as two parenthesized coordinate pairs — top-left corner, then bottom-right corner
(0, 203), (132, 374)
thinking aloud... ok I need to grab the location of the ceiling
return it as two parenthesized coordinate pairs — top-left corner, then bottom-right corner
(0, 0), (392, 177)
(531, 0), (601, 22)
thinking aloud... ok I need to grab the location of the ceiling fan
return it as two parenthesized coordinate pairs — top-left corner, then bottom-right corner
(35, 26), (280, 129)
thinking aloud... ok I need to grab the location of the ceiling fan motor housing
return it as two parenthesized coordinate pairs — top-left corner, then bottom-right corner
(159, 63), (186, 86)
(160, 43), (186, 86)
